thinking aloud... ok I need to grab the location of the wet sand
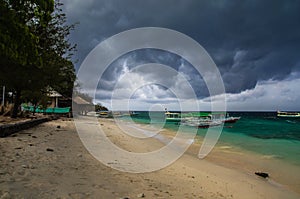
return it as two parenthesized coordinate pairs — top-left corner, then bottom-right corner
(0, 118), (299, 198)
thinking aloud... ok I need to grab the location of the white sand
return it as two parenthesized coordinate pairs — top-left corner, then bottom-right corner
(0, 118), (299, 198)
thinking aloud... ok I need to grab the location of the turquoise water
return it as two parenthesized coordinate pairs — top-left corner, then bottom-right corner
(121, 111), (300, 166)
(219, 112), (300, 166)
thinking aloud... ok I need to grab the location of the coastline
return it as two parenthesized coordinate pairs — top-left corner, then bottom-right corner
(0, 118), (299, 198)
(116, 118), (300, 194)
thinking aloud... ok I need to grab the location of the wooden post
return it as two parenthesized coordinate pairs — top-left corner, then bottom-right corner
(55, 97), (58, 107)
(2, 86), (5, 106)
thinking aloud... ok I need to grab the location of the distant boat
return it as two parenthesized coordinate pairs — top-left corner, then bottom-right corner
(165, 112), (181, 123)
(277, 111), (300, 118)
(98, 111), (112, 118)
(129, 111), (139, 117)
(165, 111), (240, 126)
(182, 112), (240, 124)
(181, 118), (222, 128)
(223, 114), (241, 123)
(197, 120), (223, 128)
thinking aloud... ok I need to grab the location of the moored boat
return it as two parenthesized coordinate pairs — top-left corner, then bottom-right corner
(165, 110), (240, 126)
(129, 111), (139, 117)
(277, 111), (300, 118)
(165, 112), (181, 123)
(198, 120), (223, 128)
(223, 116), (241, 123)
(97, 111), (112, 118)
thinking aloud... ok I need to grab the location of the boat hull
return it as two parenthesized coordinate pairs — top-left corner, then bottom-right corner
(223, 117), (241, 123)
(165, 118), (182, 123)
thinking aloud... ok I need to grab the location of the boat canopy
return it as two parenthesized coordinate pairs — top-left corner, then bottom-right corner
(181, 112), (226, 117)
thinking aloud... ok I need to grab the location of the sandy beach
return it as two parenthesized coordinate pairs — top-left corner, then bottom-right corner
(0, 118), (300, 199)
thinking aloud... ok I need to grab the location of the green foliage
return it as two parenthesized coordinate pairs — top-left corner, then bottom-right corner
(95, 103), (109, 112)
(22, 89), (49, 108)
(0, 0), (41, 71)
(0, 0), (76, 117)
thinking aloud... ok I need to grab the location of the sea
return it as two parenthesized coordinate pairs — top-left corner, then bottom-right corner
(120, 111), (300, 166)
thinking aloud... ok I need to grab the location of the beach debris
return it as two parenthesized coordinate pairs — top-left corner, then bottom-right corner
(21, 164), (28, 169)
(14, 147), (22, 150)
(57, 125), (61, 129)
(46, 148), (54, 152)
(255, 172), (269, 178)
(137, 193), (145, 198)
(32, 135), (37, 138)
(120, 197), (130, 199)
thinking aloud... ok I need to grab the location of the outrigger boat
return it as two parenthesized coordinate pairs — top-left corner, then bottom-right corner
(129, 111), (139, 117)
(165, 111), (181, 123)
(277, 111), (300, 118)
(181, 112), (223, 128)
(97, 111), (112, 118)
(181, 112), (240, 124)
(223, 114), (241, 123)
(181, 117), (223, 128)
(165, 111), (240, 127)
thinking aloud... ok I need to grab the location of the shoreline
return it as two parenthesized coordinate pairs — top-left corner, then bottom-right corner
(115, 118), (300, 194)
(0, 118), (299, 198)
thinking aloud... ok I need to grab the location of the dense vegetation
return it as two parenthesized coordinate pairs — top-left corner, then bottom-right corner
(0, 0), (76, 117)
(95, 103), (108, 112)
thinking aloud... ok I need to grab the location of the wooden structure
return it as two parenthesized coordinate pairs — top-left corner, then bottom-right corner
(72, 96), (94, 115)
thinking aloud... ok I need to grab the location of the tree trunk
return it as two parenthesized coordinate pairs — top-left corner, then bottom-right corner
(32, 104), (36, 115)
(11, 89), (21, 118)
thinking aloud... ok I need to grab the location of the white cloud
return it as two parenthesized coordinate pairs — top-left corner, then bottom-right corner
(96, 77), (300, 112)
(225, 78), (300, 111)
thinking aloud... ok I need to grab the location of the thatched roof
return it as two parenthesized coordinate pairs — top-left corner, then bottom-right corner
(47, 90), (62, 98)
(73, 96), (92, 105)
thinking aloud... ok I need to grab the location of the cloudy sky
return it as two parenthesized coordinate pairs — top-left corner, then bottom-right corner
(62, 0), (300, 111)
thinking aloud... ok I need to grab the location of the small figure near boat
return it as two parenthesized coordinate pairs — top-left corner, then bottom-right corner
(129, 111), (139, 117)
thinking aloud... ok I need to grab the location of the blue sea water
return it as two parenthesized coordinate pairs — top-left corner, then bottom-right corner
(122, 111), (300, 166)
(219, 112), (300, 166)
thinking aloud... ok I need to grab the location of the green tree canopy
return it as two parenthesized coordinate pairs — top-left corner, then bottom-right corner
(95, 103), (109, 112)
(0, 0), (76, 117)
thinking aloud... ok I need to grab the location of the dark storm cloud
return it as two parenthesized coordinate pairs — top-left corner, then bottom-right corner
(62, 0), (300, 96)
(95, 49), (210, 100)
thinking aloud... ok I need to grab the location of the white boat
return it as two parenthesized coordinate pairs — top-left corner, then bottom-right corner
(165, 112), (181, 123)
(165, 110), (240, 127)
(181, 116), (223, 128)
(223, 116), (241, 123)
(129, 111), (139, 116)
(277, 111), (300, 118)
